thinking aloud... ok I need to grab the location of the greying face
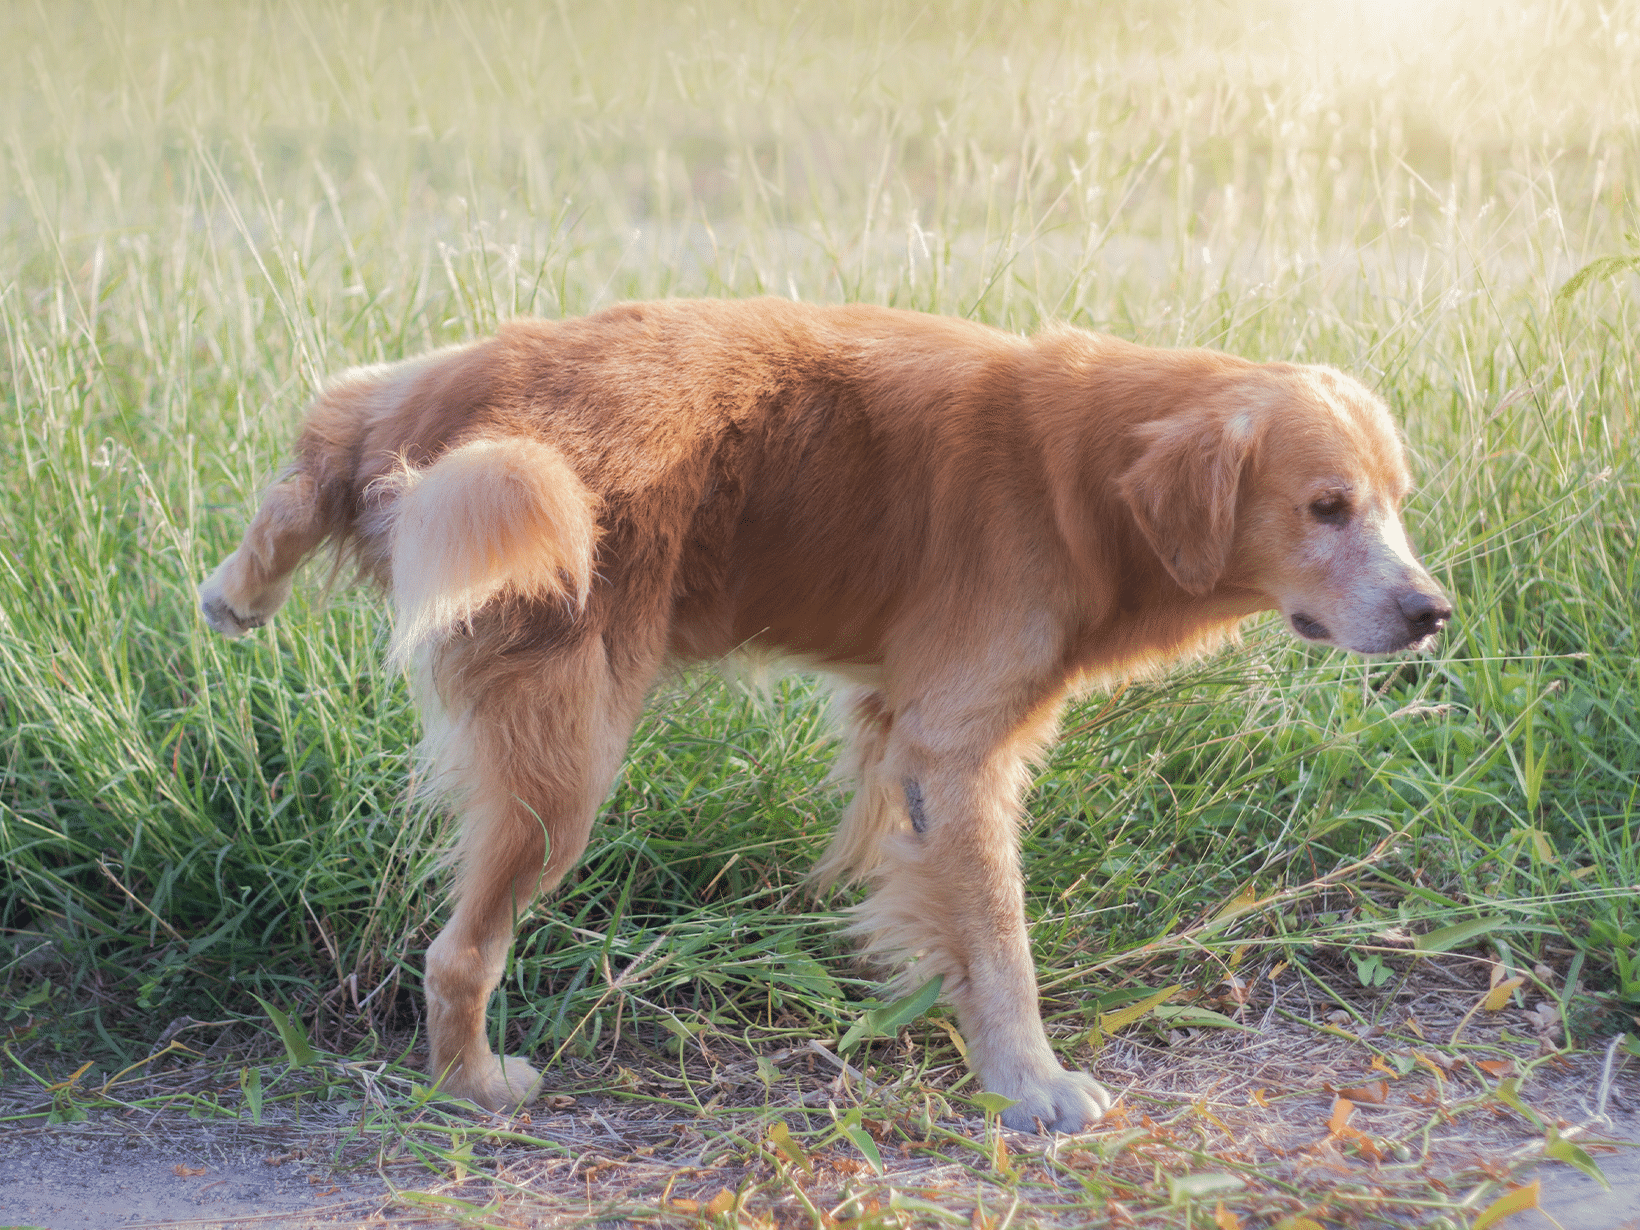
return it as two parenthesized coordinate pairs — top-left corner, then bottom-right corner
(1236, 369), (1451, 655)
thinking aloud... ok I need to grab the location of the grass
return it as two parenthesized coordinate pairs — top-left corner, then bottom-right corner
(2, 0), (1639, 1225)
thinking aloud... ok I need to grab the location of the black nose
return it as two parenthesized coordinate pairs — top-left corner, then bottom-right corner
(1397, 589), (1453, 637)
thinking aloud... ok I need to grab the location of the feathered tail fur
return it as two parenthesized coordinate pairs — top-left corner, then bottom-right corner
(201, 386), (599, 658)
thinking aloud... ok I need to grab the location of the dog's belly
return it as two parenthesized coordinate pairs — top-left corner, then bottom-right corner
(665, 546), (905, 669)
(716, 645), (887, 694)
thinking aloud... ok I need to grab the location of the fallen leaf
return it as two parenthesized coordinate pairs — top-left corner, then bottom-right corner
(1339, 1081), (1389, 1105)
(1482, 976), (1525, 1011)
(1472, 1179), (1540, 1230)
(994, 1136), (1015, 1178)
(1476, 1059), (1517, 1077)
(1248, 1088), (1270, 1108)
(670, 1199), (700, 1214)
(704, 1188), (735, 1217)
(1213, 1200), (1241, 1229)
(1194, 1099), (1231, 1131)
(173, 1164), (206, 1177)
(1328, 1097), (1355, 1135)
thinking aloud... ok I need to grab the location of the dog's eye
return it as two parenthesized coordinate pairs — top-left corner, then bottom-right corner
(1309, 494), (1350, 524)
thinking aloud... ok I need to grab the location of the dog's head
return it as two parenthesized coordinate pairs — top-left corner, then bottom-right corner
(1120, 364), (1451, 655)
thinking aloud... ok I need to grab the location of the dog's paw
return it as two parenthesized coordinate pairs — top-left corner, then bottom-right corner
(199, 554), (294, 638)
(440, 1055), (543, 1112)
(994, 1067), (1113, 1134)
(200, 592), (266, 637)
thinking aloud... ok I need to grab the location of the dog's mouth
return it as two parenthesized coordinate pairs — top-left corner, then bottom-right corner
(1402, 629), (1443, 654)
(1289, 612), (1330, 642)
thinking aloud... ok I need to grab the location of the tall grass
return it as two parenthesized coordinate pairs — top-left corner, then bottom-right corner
(2, 0), (1637, 1076)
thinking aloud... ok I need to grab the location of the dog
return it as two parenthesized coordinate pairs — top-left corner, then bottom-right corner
(199, 297), (1450, 1133)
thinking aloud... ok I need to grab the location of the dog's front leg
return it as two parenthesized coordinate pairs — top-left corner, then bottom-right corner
(852, 742), (1112, 1134)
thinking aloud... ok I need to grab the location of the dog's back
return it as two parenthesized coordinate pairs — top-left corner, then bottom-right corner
(203, 298), (1232, 673)
(205, 299), (1037, 664)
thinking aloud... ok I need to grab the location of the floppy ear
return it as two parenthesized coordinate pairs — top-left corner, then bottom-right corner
(1118, 410), (1257, 596)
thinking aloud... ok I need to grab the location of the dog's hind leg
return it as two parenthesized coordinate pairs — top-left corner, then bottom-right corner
(811, 688), (900, 888)
(418, 626), (657, 1111)
(199, 472), (331, 636)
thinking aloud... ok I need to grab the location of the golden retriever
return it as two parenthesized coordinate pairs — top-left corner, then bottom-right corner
(199, 298), (1449, 1133)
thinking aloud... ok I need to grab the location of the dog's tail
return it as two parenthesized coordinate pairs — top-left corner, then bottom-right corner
(379, 437), (600, 663)
(201, 418), (600, 657)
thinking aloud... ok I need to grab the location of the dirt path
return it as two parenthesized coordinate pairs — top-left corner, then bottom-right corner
(3, 1111), (1637, 1229)
(0, 1127), (394, 1229)
(3, 972), (1634, 1230)
(1500, 1112), (1640, 1230)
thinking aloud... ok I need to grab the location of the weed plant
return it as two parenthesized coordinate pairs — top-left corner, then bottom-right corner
(2, 0), (1637, 1110)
